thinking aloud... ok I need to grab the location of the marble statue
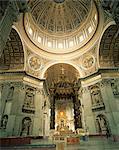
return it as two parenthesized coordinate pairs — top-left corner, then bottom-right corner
(90, 85), (103, 105)
(111, 80), (119, 96)
(24, 88), (35, 108)
(7, 86), (14, 101)
(0, 115), (8, 129)
(20, 117), (31, 136)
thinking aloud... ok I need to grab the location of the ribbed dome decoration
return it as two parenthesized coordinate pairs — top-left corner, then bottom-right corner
(29, 0), (91, 35)
(25, 0), (98, 53)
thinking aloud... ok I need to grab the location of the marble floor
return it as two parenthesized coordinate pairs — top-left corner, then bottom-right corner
(31, 137), (119, 150)
(1, 137), (119, 150)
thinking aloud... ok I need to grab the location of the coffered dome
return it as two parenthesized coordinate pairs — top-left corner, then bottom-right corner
(24, 0), (98, 53)
(28, 0), (91, 34)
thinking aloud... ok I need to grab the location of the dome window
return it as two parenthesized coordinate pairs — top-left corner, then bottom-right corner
(79, 35), (84, 42)
(69, 41), (74, 47)
(48, 41), (52, 48)
(58, 43), (63, 49)
(38, 36), (41, 43)
(88, 26), (93, 34)
(28, 28), (33, 35)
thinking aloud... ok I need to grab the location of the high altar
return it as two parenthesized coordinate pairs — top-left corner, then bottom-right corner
(55, 101), (75, 134)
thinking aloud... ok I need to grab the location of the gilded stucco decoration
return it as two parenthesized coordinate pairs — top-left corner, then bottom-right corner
(28, 0), (91, 34)
(25, 48), (50, 78)
(24, 0), (98, 53)
(81, 55), (95, 70)
(72, 45), (98, 77)
(28, 55), (42, 71)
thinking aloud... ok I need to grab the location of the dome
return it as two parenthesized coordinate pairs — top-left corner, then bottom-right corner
(28, 0), (91, 34)
(24, 0), (98, 53)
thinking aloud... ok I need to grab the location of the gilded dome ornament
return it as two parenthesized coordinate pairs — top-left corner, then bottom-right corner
(82, 55), (95, 70)
(24, 0), (98, 53)
(28, 55), (42, 71)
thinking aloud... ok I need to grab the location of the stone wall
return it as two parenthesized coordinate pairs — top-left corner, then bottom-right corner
(0, 73), (50, 137)
(81, 74), (119, 137)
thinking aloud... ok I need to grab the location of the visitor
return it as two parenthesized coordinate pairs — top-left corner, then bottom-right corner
(85, 128), (89, 141)
(106, 128), (111, 139)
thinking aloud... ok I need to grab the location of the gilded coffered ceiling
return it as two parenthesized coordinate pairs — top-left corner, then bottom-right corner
(99, 25), (119, 68)
(0, 29), (24, 71)
(28, 0), (91, 34)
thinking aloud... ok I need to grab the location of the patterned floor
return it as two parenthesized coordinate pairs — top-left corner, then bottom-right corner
(1, 137), (119, 150)
(32, 137), (119, 150)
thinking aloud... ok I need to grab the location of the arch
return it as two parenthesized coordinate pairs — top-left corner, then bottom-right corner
(98, 24), (119, 68)
(0, 28), (25, 71)
(41, 61), (83, 79)
(12, 25), (26, 70)
(97, 21), (116, 67)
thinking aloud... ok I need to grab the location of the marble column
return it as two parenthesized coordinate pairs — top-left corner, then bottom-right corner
(50, 95), (55, 129)
(73, 91), (82, 130)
